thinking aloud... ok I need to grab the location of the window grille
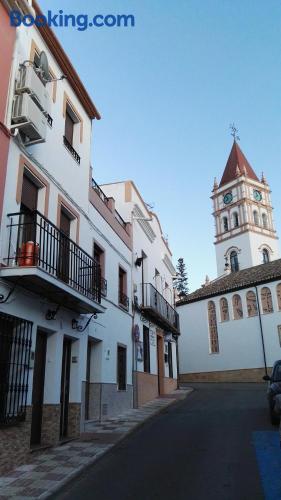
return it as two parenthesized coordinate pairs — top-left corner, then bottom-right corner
(0, 312), (33, 426)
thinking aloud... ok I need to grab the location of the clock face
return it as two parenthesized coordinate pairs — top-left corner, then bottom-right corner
(253, 190), (262, 202)
(223, 192), (233, 205)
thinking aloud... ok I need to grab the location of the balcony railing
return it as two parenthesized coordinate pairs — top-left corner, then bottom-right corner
(115, 210), (127, 230)
(5, 211), (101, 304)
(63, 136), (81, 164)
(119, 290), (129, 310)
(92, 179), (109, 206)
(47, 114), (53, 127)
(141, 283), (180, 334)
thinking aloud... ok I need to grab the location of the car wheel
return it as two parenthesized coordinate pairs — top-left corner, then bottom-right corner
(270, 406), (280, 426)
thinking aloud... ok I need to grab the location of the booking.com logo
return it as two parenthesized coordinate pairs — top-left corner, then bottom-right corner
(10, 10), (135, 31)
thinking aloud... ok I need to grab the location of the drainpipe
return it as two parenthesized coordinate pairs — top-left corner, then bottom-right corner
(255, 285), (268, 376)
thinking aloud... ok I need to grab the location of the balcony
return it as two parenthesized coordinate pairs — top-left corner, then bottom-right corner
(92, 179), (109, 207)
(140, 283), (180, 335)
(119, 290), (129, 311)
(1, 211), (106, 314)
(63, 136), (81, 164)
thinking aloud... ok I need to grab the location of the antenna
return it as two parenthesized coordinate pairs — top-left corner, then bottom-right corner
(38, 51), (50, 84)
(229, 123), (240, 142)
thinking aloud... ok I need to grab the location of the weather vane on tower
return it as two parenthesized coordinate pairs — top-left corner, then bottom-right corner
(229, 123), (240, 142)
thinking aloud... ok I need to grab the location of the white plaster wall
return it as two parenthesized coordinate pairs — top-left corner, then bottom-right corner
(178, 280), (281, 375)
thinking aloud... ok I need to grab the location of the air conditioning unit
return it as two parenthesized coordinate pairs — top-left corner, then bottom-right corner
(16, 65), (49, 115)
(11, 93), (47, 145)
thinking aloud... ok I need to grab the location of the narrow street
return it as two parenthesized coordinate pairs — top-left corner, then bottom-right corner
(53, 383), (274, 500)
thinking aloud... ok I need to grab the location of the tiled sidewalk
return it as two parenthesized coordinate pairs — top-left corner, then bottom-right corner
(0, 388), (192, 499)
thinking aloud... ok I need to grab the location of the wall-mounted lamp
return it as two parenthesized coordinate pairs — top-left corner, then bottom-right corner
(135, 257), (143, 267)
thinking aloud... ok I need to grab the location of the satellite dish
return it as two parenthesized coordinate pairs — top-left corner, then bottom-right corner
(38, 51), (50, 83)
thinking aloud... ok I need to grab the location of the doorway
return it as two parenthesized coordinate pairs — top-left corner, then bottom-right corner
(85, 340), (92, 421)
(58, 209), (71, 283)
(60, 337), (72, 439)
(157, 335), (164, 396)
(30, 329), (47, 446)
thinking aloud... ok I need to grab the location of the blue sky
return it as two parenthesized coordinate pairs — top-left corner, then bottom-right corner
(39, 0), (281, 291)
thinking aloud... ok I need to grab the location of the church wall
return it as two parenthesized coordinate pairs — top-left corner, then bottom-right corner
(178, 280), (281, 380)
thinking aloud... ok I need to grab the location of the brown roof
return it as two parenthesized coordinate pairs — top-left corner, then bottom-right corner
(219, 141), (259, 188)
(33, 1), (100, 120)
(176, 259), (281, 306)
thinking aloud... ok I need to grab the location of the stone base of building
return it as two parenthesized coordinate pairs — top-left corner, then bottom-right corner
(0, 406), (32, 474)
(41, 404), (61, 447)
(180, 367), (268, 383)
(134, 372), (178, 407)
(83, 382), (133, 421)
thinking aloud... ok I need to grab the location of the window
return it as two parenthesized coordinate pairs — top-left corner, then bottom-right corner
(277, 284), (281, 310)
(262, 248), (270, 264)
(253, 210), (259, 226)
(262, 213), (268, 229)
(143, 326), (150, 373)
(233, 212), (239, 228)
(208, 301), (219, 353)
(232, 294), (243, 320)
(119, 267), (129, 309)
(0, 312), (33, 426)
(94, 243), (106, 296)
(65, 109), (74, 146)
(20, 174), (39, 245)
(168, 342), (173, 378)
(117, 345), (127, 391)
(230, 251), (239, 272)
(246, 291), (258, 317)
(220, 297), (229, 322)
(223, 216), (229, 232)
(261, 287), (273, 314)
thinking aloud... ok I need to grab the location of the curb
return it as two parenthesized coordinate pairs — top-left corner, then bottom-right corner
(40, 389), (193, 499)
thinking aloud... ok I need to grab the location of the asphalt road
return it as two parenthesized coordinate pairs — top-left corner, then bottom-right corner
(53, 383), (272, 500)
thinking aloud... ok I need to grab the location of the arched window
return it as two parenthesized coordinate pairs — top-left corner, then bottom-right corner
(261, 287), (273, 314)
(223, 217), (229, 232)
(253, 210), (259, 226)
(208, 301), (219, 353)
(233, 212), (239, 228)
(230, 251), (239, 272)
(277, 283), (281, 310)
(262, 213), (268, 229)
(246, 291), (258, 317)
(262, 248), (270, 264)
(220, 297), (229, 322)
(232, 294), (243, 320)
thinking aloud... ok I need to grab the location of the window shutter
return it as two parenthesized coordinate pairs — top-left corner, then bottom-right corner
(21, 175), (38, 211)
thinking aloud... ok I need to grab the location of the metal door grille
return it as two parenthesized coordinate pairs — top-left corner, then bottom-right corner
(0, 312), (33, 426)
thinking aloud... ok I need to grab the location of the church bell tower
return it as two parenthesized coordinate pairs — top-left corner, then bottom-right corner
(212, 139), (279, 277)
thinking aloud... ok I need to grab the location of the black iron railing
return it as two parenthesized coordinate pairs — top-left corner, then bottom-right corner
(115, 210), (127, 230)
(47, 114), (53, 127)
(119, 290), (129, 310)
(63, 136), (81, 164)
(101, 277), (107, 297)
(141, 283), (180, 333)
(92, 179), (109, 206)
(0, 312), (33, 427)
(5, 211), (101, 304)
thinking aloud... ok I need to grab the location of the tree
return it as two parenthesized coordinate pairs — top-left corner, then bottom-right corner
(174, 258), (189, 296)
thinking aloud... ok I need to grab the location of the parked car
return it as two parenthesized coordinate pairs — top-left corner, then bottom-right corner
(263, 360), (281, 425)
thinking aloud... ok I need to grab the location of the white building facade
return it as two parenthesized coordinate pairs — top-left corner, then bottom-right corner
(0, 1), (133, 472)
(102, 181), (180, 406)
(178, 140), (281, 383)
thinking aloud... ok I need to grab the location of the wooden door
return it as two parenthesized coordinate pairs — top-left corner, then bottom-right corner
(157, 335), (164, 395)
(30, 330), (47, 446)
(60, 338), (71, 439)
(85, 340), (92, 421)
(58, 210), (71, 283)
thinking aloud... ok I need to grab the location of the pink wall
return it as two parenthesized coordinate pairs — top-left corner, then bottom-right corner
(0, 2), (16, 219)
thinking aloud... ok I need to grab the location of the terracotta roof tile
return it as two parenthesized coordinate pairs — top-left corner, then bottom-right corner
(219, 141), (259, 187)
(176, 259), (281, 305)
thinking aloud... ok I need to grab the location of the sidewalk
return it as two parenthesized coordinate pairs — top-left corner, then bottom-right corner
(0, 388), (193, 499)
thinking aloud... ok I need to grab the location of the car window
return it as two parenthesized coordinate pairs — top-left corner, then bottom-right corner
(273, 364), (281, 381)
